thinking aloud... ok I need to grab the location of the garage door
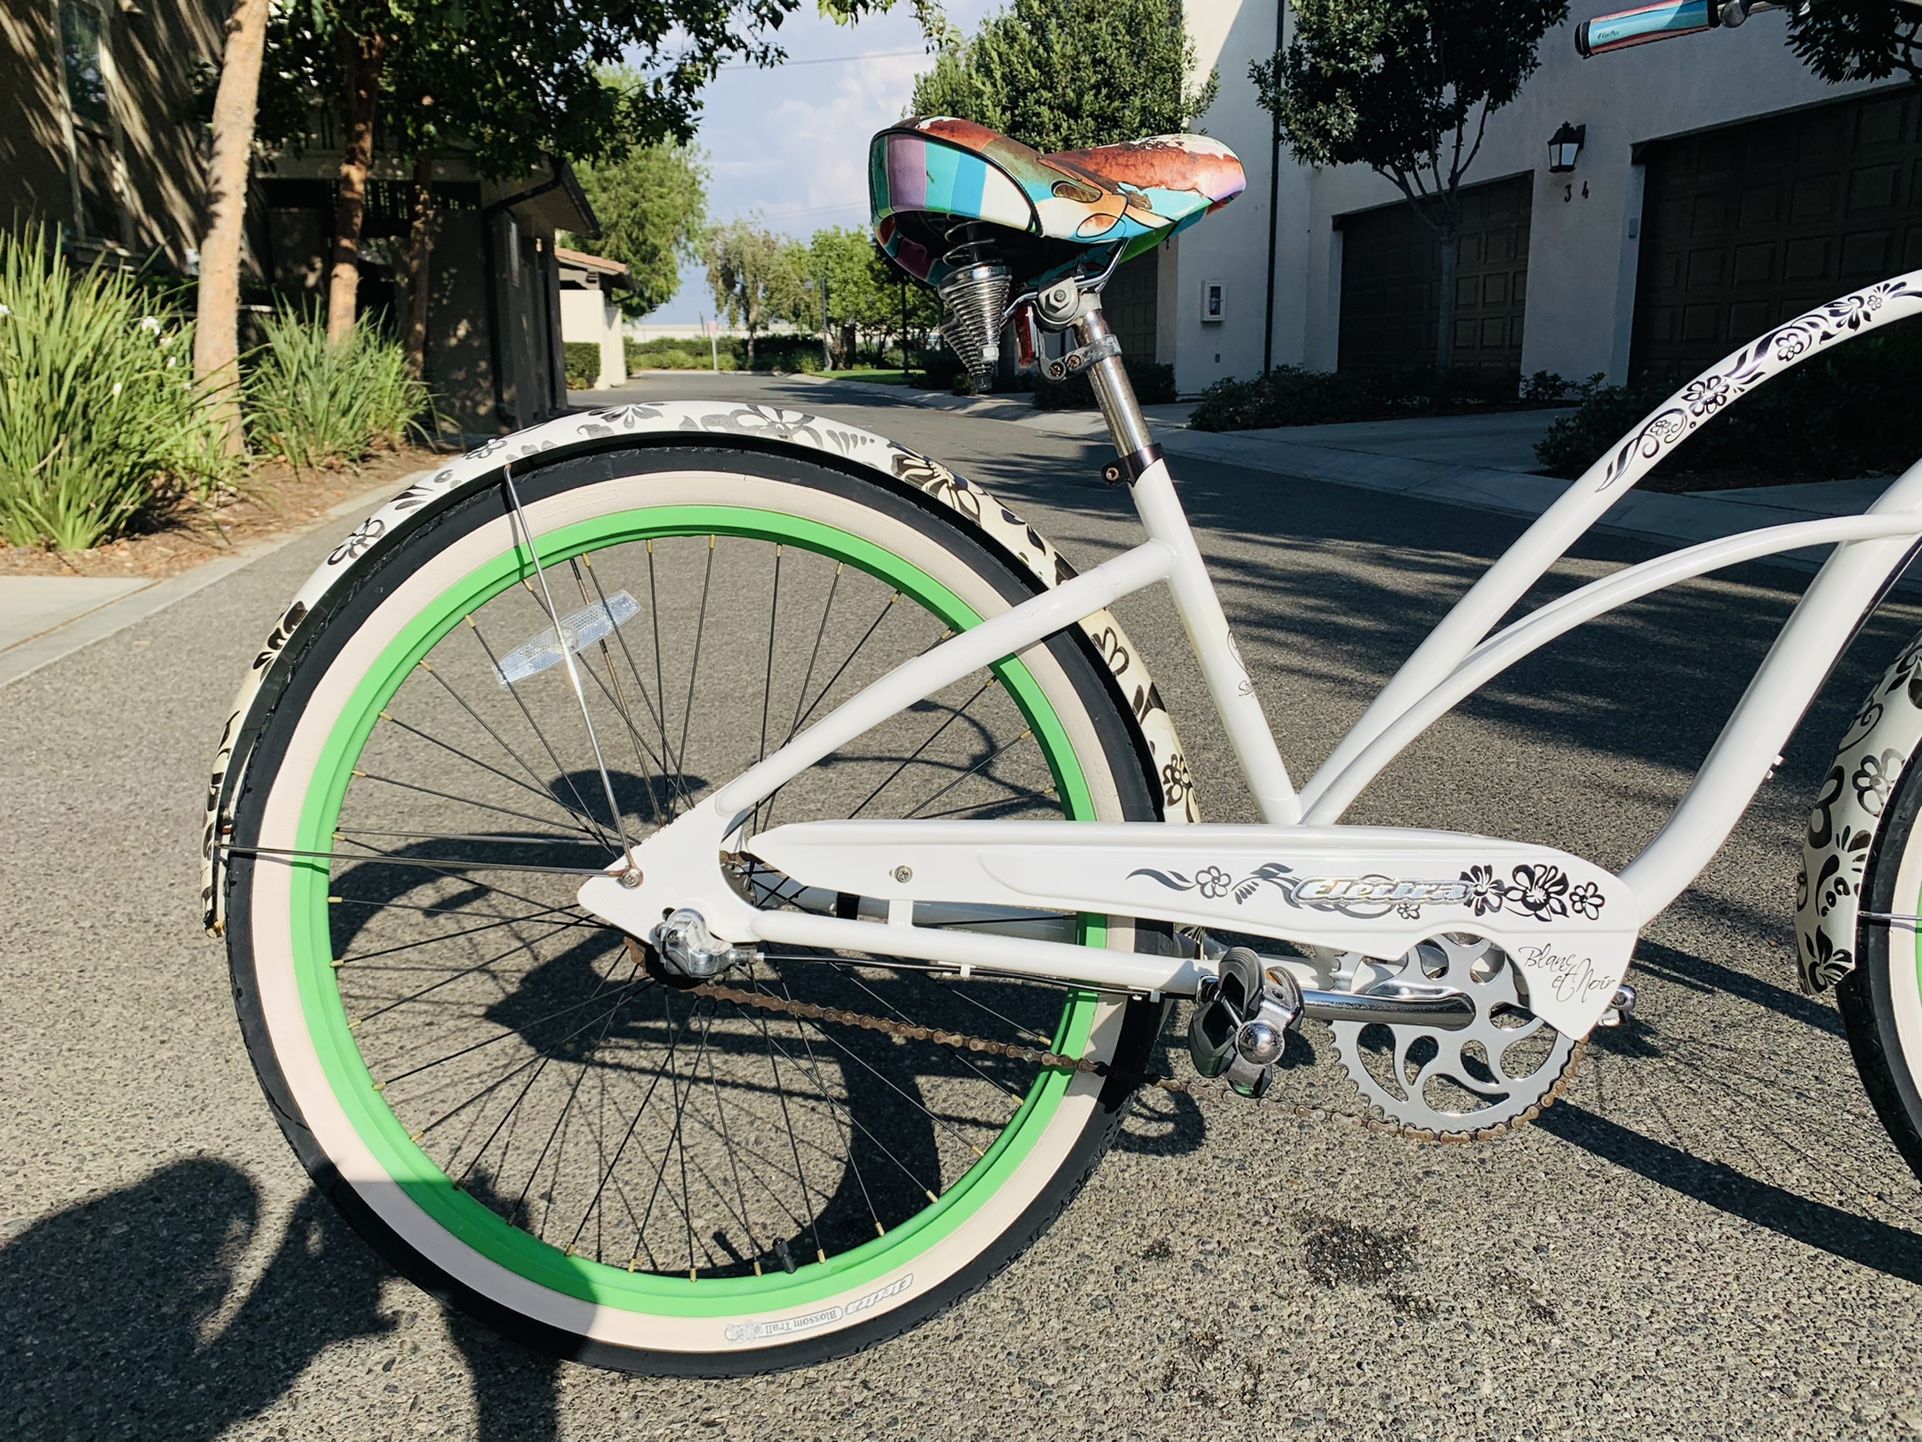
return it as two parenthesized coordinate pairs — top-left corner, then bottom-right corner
(1336, 174), (1532, 381)
(1103, 252), (1159, 364)
(1632, 88), (1922, 378)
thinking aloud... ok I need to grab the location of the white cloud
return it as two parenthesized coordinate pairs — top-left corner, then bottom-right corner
(646, 0), (1005, 317)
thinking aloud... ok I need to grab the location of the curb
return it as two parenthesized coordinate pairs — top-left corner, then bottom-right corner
(0, 469), (431, 692)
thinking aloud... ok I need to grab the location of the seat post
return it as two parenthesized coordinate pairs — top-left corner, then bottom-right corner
(1072, 300), (1154, 463)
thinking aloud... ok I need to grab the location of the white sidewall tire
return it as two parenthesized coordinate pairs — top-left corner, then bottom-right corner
(227, 452), (1163, 1371)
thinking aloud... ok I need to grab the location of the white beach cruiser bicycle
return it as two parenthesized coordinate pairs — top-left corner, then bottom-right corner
(203, 2), (1922, 1372)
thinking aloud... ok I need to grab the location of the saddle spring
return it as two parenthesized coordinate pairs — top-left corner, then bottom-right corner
(936, 222), (1010, 386)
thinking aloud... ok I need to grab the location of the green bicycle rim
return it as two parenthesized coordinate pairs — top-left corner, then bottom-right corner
(287, 502), (1108, 1317)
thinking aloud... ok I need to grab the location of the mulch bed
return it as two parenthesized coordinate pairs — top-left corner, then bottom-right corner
(0, 447), (446, 580)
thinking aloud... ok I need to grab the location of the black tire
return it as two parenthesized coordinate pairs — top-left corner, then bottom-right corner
(224, 442), (1172, 1373)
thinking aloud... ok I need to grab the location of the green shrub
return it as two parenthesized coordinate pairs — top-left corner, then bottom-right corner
(1533, 375), (1669, 478)
(1534, 328), (1922, 482)
(1188, 364), (1512, 431)
(1521, 369), (1574, 403)
(1190, 366), (1386, 430)
(0, 229), (237, 551)
(1032, 356), (1177, 410)
(246, 308), (428, 468)
(563, 341), (601, 390)
(747, 333), (828, 373)
(918, 344), (967, 393)
(624, 337), (737, 372)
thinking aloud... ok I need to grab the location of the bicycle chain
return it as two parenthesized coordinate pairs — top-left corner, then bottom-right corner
(689, 976), (1583, 1144)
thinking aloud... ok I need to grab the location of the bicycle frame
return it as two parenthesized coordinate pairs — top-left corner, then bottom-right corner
(579, 271), (1922, 1035)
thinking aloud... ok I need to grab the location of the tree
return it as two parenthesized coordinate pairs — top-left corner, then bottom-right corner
(704, 218), (805, 366)
(1252, 0), (1566, 373)
(574, 142), (709, 317)
(908, 0), (1218, 154)
(805, 226), (890, 364)
(1788, 0), (1921, 88)
(261, 0), (894, 343)
(192, 0), (273, 456)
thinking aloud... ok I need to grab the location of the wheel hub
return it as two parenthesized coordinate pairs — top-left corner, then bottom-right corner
(653, 907), (759, 980)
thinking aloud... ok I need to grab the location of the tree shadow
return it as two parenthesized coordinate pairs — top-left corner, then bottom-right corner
(0, 1157), (570, 1441)
(0, 1160), (397, 1441)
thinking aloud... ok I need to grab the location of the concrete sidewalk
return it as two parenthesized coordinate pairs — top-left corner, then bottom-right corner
(0, 471), (430, 689)
(799, 374), (1896, 564)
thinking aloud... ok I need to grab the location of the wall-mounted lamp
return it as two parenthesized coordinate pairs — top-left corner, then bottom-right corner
(1546, 121), (1586, 174)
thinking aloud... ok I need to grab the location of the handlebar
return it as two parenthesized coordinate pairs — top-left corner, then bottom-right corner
(1578, 0), (1918, 58)
(1574, 0), (1799, 56)
(1575, 0), (1714, 56)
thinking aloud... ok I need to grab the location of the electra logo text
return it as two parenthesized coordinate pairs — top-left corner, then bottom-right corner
(722, 1274), (914, 1344)
(1294, 876), (1472, 904)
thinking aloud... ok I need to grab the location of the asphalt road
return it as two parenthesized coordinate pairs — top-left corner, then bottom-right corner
(6, 370), (1922, 1440)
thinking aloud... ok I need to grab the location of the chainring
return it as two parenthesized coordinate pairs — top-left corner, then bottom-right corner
(1328, 934), (1582, 1139)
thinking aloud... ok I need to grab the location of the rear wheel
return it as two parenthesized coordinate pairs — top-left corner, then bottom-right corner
(225, 445), (1167, 1373)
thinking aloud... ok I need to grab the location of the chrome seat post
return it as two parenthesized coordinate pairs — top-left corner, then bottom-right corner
(1032, 281), (1153, 464)
(1076, 304), (1154, 459)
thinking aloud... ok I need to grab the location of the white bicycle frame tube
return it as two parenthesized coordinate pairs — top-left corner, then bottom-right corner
(582, 270), (1922, 992)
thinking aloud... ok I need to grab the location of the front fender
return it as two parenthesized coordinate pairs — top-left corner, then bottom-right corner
(1796, 631), (1922, 990)
(200, 399), (1199, 933)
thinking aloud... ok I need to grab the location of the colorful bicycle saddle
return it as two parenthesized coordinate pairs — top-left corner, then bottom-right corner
(870, 117), (1245, 289)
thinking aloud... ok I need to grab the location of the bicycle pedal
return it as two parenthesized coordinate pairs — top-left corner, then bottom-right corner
(1188, 947), (1303, 1099)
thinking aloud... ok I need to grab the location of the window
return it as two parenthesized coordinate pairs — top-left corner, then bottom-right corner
(56, 0), (129, 245)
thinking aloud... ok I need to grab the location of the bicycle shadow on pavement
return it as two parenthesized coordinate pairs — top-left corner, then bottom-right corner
(0, 1157), (564, 1441)
(1537, 1104), (1922, 1287)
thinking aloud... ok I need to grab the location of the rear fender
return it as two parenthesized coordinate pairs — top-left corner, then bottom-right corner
(1796, 631), (1922, 990)
(199, 400), (1198, 932)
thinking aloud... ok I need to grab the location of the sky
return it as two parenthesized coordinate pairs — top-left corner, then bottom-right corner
(637, 0), (996, 323)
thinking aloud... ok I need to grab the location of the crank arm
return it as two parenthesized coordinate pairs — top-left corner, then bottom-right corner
(1300, 983), (1475, 1032)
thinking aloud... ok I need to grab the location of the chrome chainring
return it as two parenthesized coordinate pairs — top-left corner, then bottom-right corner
(1328, 934), (1582, 1139)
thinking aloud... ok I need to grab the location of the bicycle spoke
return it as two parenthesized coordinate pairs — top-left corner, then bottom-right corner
(846, 679), (995, 821)
(765, 972), (890, 1233)
(350, 917), (593, 1024)
(502, 465), (636, 860)
(675, 536), (717, 806)
(413, 660), (612, 842)
(582, 552), (693, 819)
(333, 900), (585, 967)
(430, 952), (649, 1162)
(228, 843), (608, 878)
(747, 994), (827, 1266)
(638, 543), (694, 818)
(464, 617), (608, 842)
(580, 984), (692, 1263)
(376, 710), (604, 841)
(350, 768), (601, 837)
(905, 728), (1036, 819)
(751, 545), (783, 833)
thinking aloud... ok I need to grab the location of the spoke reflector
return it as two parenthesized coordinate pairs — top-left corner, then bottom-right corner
(495, 590), (641, 688)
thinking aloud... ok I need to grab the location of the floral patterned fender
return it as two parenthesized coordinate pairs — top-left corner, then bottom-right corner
(1797, 632), (1922, 991)
(199, 401), (1199, 934)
